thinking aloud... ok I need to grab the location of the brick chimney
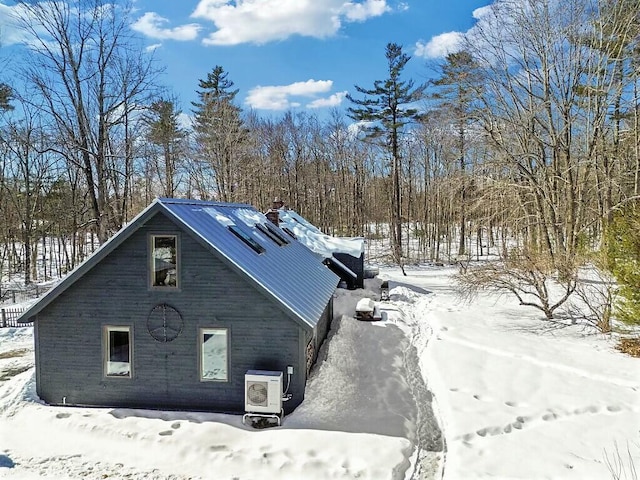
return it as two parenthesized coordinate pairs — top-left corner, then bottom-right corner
(266, 197), (283, 226)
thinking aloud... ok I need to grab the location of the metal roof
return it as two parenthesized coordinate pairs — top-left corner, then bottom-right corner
(19, 198), (339, 331)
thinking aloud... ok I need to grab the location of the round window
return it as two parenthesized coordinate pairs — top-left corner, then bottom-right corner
(147, 303), (183, 342)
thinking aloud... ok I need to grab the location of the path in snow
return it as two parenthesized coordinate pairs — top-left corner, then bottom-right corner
(288, 281), (444, 479)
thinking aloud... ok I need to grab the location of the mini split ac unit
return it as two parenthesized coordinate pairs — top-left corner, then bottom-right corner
(245, 370), (283, 414)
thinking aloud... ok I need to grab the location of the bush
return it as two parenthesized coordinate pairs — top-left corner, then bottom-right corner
(617, 338), (640, 358)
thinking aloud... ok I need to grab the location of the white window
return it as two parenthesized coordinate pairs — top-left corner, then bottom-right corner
(200, 328), (228, 381)
(151, 235), (178, 288)
(104, 326), (132, 378)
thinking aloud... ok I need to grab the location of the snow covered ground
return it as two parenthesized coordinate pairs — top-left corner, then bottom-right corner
(0, 265), (639, 479)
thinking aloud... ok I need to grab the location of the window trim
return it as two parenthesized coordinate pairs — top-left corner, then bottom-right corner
(199, 327), (229, 382)
(103, 325), (133, 379)
(149, 234), (180, 290)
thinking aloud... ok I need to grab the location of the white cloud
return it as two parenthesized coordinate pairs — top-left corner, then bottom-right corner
(131, 12), (201, 41)
(415, 31), (463, 59)
(246, 80), (334, 110)
(0, 3), (32, 46)
(307, 91), (348, 109)
(472, 5), (494, 20)
(414, 1), (543, 62)
(341, 0), (390, 22)
(145, 43), (162, 52)
(191, 0), (391, 46)
(177, 112), (194, 130)
(412, 2), (508, 61)
(347, 120), (374, 137)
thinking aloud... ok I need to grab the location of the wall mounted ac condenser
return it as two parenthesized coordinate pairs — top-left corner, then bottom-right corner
(244, 370), (283, 414)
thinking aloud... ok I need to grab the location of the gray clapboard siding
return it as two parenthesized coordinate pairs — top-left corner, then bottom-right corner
(35, 213), (310, 413)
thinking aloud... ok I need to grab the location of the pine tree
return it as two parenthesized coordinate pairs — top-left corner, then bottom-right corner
(606, 201), (640, 326)
(144, 99), (185, 197)
(430, 51), (481, 256)
(347, 43), (425, 272)
(0, 83), (13, 111)
(191, 66), (247, 202)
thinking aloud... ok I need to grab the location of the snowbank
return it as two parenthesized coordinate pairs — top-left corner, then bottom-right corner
(1, 266), (639, 479)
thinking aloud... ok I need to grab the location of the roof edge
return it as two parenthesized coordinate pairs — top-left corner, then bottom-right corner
(17, 199), (164, 323)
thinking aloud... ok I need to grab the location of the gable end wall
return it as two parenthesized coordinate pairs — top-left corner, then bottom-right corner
(34, 213), (312, 413)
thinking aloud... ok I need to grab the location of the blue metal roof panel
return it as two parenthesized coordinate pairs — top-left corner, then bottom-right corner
(158, 199), (339, 330)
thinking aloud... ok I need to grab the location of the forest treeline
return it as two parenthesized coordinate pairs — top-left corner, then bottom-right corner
(0, 0), (639, 328)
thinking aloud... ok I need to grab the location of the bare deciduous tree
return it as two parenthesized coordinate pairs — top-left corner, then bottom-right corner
(13, 0), (159, 243)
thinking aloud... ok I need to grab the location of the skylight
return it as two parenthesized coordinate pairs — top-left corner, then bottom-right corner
(228, 226), (265, 254)
(281, 227), (297, 239)
(256, 223), (289, 247)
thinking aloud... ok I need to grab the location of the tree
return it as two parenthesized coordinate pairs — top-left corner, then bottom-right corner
(455, 0), (608, 318)
(572, 0), (640, 230)
(143, 98), (185, 198)
(191, 66), (247, 202)
(0, 83), (13, 112)
(0, 106), (56, 284)
(347, 43), (425, 272)
(606, 201), (640, 326)
(429, 51), (482, 256)
(13, 0), (159, 243)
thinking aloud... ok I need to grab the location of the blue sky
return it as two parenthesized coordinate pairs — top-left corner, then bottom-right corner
(0, 0), (491, 117)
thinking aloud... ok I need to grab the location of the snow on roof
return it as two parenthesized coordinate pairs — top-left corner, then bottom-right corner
(277, 208), (364, 259)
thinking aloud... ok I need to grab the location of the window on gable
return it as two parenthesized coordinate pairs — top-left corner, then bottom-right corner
(228, 226), (265, 254)
(200, 328), (228, 381)
(151, 235), (178, 288)
(104, 326), (132, 378)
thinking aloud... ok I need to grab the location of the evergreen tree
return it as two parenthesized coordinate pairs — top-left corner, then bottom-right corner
(143, 99), (185, 197)
(430, 51), (481, 256)
(606, 201), (640, 326)
(0, 83), (13, 111)
(191, 66), (247, 202)
(347, 43), (425, 272)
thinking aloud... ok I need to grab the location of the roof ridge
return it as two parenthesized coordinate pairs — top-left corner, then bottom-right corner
(156, 197), (252, 209)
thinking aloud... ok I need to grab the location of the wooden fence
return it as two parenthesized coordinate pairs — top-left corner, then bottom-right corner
(1, 308), (27, 328)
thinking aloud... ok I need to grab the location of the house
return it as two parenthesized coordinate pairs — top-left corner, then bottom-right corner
(266, 203), (365, 289)
(18, 198), (339, 415)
